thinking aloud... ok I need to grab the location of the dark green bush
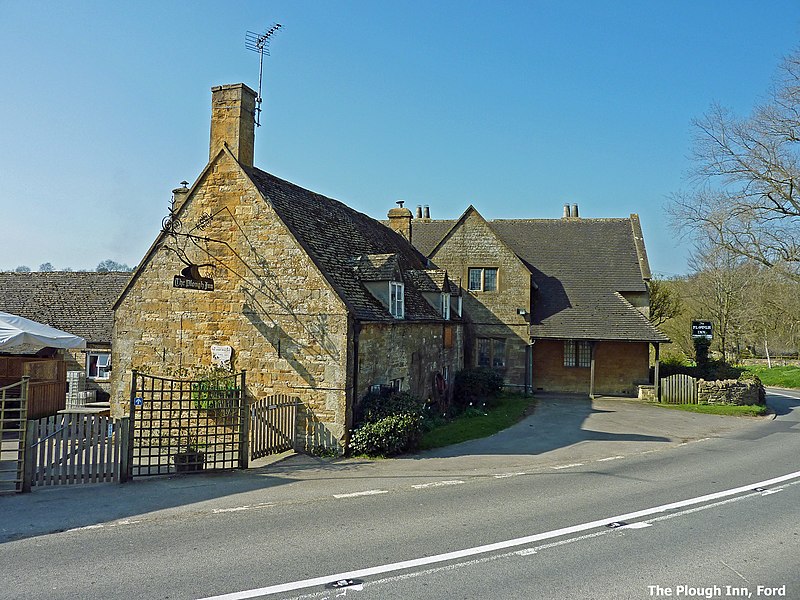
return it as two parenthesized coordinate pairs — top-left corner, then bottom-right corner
(355, 391), (424, 427)
(348, 413), (422, 457)
(452, 367), (504, 410)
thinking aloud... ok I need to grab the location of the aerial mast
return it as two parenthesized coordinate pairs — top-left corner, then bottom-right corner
(245, 23), (283, 127)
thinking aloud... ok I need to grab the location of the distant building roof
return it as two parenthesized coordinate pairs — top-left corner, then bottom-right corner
(0, 271), (131, 345)
(412, 215), (668, 343)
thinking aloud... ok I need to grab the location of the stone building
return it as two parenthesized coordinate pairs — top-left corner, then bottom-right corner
(111, 84), (462, 451)
(410, 204), (669, 396)
(0, 271), (130, 397)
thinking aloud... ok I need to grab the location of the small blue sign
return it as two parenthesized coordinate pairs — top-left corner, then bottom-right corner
(134, 397), (144, 407)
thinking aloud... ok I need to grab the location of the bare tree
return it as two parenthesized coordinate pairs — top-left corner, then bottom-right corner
(669, 48), (800, 281)
(648, 277), (682, 327)
(39, 262), (54, 272)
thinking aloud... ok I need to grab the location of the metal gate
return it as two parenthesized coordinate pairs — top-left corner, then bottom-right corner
(129, 370), (248, 476)
(0, 378), (28, 494)
(661, 374), (698, 404)
(250, 395), (299, 459)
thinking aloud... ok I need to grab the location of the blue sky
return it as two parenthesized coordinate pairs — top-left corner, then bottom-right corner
(2, 1), (799, 275)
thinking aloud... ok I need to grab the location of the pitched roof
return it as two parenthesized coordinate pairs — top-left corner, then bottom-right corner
(0, 271), (131, 345)
(244, 168), (443, 322)
(413, 215), (668, 342)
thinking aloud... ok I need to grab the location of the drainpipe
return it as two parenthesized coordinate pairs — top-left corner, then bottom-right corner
(589, 341), (597, 400)
(653, 342), (661, 402)
(349, 318), (361, 439)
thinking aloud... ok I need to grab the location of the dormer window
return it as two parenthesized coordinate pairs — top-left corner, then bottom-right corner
(440, 293), (450, 320)
(389, 281), (405, 319)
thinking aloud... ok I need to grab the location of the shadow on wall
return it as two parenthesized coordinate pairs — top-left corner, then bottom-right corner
(242, 303), (317, 388)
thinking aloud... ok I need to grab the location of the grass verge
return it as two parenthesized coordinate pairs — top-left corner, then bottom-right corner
(419, 392), (534, 451)
(656, 402), (768, 417)
(742, 365), (800, 389)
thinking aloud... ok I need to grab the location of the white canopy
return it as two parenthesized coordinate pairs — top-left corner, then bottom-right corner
(0, 311), (86, 351)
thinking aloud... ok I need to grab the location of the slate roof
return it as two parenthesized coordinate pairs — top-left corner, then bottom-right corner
(405, 269), (454, 294)
(412, 216), (669, 343)
(351, 254), (401, 281)
(244, 168), (444, 322)
(0, 271), (131, 345)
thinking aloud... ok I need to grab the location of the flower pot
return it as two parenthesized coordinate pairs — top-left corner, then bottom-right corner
(173, 450), (205, 472)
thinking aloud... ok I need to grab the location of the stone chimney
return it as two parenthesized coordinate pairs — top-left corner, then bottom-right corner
(388, 201), (413, 240)
(172, 180), (190, 209)
(209, 84), (257, 167)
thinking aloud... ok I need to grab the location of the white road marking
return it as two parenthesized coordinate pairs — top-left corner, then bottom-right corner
(333, 490), (389, 499)
(767, 391), (800, 399)
(195, 469), (800, 600)
(280, 482), (800, 600)
(493, 472), (526, 479)
(411, 480), (464, 489)
(213, 503), (273, 514)
(596, 456), (624, 462)
(619, 522), (652, 529)
(551, 463), (584, 470)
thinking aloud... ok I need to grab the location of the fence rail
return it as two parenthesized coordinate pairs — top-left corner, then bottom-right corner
(250, 395), (298, 459)
(25, 414), (125, 487)
(660, 374), (698, 404)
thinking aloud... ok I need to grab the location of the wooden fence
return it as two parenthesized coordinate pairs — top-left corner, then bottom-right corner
(250, 395), (299, 460)
(660, 374), (698, 404)
(0, 378), (28, 494)
(24, 414), (129, 489)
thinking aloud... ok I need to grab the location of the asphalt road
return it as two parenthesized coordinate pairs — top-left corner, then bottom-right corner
(2, 389), (798, 600)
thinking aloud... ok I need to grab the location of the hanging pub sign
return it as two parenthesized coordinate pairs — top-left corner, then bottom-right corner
(173, 264), (214, 291)
(691, 320), (713, 339)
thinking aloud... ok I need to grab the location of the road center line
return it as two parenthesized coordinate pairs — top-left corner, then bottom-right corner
(411, 480), (464, 489)
(596, 456), (624, 462)
(332, 490), (388, 499)
(551, 463), (584, 469)
(198, 469), (800, 600)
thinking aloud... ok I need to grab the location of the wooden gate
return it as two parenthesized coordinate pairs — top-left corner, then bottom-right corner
(24, 414), (126, 487)
(250, 395), (298, 459)
(660, 374), (698, 404)
(0, 378), (28, 494)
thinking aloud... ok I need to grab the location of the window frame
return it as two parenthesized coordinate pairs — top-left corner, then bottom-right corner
(440, 293), (450, 320)
(86, 351), (111, 380)
(467, 267), (499, 292)
(476, 337), (507, 370)
(389, 281), (405, 319)
(564, 340), (592, 368)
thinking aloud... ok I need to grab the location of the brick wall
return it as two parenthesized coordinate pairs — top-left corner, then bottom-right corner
(429, 209), (531, 387)
(112, 153), (352, 450)
(532, 339), (649, 395)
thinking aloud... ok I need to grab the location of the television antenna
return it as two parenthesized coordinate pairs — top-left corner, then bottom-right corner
(245, 23), (282, 127)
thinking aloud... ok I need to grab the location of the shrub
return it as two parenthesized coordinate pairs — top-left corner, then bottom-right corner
(348, 413), (422, 457)
(452, 367), (504, 410)
(355, 390), (424, 427)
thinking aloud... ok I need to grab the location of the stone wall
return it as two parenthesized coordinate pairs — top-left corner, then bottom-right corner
(429, 209), (531, 387)
(697, 379), (765, 405)
(112, 152), (352, 450)
(356, 322), (463, 405)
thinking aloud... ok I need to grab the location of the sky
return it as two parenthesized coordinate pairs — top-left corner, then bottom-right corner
(2, 1), (800, 276)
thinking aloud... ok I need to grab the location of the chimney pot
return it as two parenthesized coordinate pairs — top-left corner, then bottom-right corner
(416, 205), (423, 218)
(423, 205), (430, 219)
(563, 204), (570, 218)
(571, 204), (579, 218)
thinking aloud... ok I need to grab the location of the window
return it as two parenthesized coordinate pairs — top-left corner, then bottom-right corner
(87, 352), (111, 379)
(440, 293), (450, 320)
(477, 338), (506, 369)
(391, 377), (404, 391)
(389, 281), (405, 318)
(467, 267), (498, 292)
(564, 340), (592, 368)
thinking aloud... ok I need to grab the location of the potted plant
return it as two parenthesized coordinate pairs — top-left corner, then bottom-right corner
(173, 435), (205, 472)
